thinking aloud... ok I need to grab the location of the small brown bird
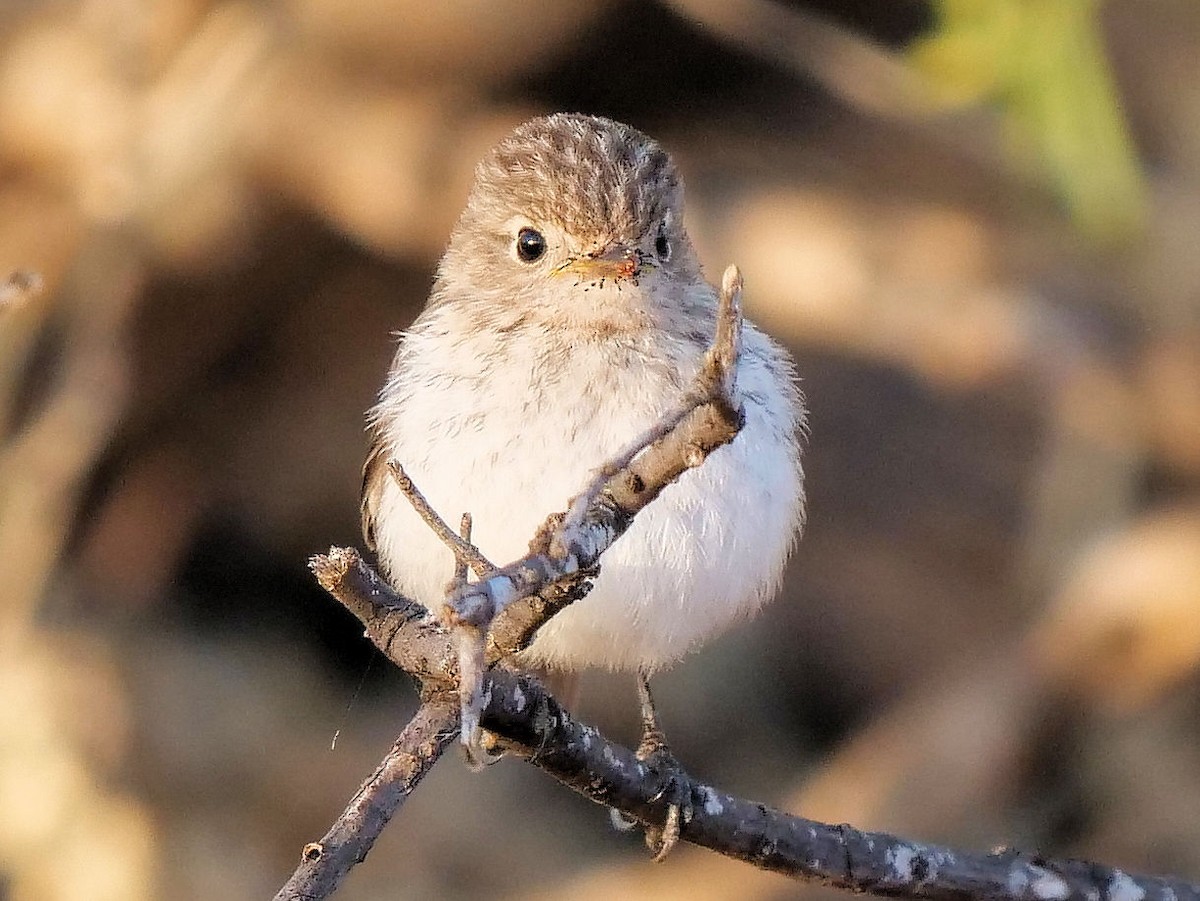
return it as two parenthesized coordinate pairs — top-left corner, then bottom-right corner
(360, 114), (805, 845)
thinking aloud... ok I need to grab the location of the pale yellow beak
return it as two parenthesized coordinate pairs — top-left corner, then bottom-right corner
(557, 244), (640, 281)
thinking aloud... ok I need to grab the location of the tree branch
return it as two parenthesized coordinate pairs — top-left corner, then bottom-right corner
(274, 699), (458, 901)
(283, 547), (1200, 901)
(482, 671), (1198, 901)
(387, 462), (496, 578)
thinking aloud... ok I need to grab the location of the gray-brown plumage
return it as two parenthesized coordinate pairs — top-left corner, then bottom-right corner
(362, 112), (804, 675)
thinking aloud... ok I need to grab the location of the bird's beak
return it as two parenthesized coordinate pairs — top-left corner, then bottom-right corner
(558, 243), (640, 281)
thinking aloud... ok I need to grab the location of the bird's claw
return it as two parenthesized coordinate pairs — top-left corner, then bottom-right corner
(638, 745), (692, 860)
(609, 807), (637, 832)
(635, 672), (692, 860)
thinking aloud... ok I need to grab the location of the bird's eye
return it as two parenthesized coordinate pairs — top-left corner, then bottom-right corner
(516, 227), (546, 263)
(654, 227), (671, 261)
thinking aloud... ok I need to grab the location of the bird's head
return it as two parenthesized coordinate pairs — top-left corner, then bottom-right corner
(436, 113), (704, 326)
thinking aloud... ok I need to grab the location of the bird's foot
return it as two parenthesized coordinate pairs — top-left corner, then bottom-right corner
(635, 673), (693, 861)
(637, 744), (691, 860)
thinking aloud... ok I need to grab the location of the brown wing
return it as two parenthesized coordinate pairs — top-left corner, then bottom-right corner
(360, 423), (390, 551)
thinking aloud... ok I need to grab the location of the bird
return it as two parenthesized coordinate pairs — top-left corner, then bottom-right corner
(360, 112), (805, 851)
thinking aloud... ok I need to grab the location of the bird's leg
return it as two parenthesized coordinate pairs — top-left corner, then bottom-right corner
(456, 624), (504, 770)
(634, 670), (692, 860)
(445, 511), (503, 771)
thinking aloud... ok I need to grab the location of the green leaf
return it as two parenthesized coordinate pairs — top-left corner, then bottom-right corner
(910, 0), (1145, 242)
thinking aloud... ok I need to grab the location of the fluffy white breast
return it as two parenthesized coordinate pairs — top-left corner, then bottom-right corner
(369, 290), (804, 672)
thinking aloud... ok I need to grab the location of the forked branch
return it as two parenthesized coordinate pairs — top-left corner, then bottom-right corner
(279, 548), (1200, 901)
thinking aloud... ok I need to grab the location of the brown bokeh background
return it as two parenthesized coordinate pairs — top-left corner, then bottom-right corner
(2, 1), (1199, 899)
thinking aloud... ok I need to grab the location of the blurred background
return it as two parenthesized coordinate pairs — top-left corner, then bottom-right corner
(1, 0), (1199, 898)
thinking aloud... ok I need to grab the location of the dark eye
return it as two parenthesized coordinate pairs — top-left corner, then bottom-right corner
(516, 227), (546, 262)
(655, 228), (671, 260)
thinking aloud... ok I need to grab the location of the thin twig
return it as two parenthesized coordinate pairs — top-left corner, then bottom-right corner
(274, 700), (458, 901)
(561, 265), (742, 544)
(386, 460), (496, 578)
(308, 548), (456, 690)
(557, 402), (698, 538)
(454, 513), (472, 584)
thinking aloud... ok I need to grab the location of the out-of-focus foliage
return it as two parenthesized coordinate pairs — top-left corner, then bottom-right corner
(911, 0), (1145, 241)
(0, 1), (1197, 898)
